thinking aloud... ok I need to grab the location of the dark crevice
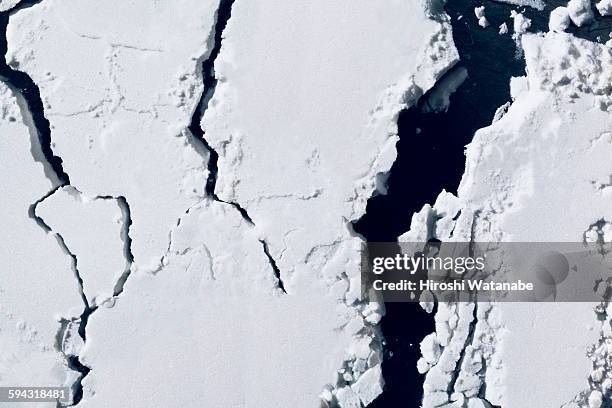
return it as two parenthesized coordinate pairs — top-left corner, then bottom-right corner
(0, 0), (70, 185)
(261, 239), (287, 294)
(95, 195), (135, 296)
(66, 356), (90, 406)
(187, 0), (234, 197)
(186, 0), (287, 294)
(355, 0), (555, 405)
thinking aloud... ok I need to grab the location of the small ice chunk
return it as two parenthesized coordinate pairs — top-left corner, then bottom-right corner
(474, 6), (489, 27)
(597, 0), (612, 15)
(511, 10), (532, 36)
(499, 22), (509, 34)
(567, 0), (594, 26)
(417, 357), (431, 373)
(549, 7), (571, 32)
(491, 0), (545, 10)
(423, 67), (468, 113)
(588, 390), (603, 408)
(351, 365), (384, 406)
(420, 332), (442, 364)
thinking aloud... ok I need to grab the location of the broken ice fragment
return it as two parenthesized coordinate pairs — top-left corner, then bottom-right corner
(474, 6), (489, 28)
(351, 365), (384, 406)
(549, 7), (571, 32)
(510, 10), (532, 38)
(567, 0), (595, 26)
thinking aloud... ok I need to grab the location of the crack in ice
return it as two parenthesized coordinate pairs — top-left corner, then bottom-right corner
(185, 0), (288, 293)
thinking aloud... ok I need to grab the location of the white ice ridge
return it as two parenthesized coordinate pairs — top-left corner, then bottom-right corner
(5, 0), (459, 407)
(405, 32), (612, 407)
(0, 83), (83, 398)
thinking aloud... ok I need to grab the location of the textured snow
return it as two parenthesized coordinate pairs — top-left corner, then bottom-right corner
(4, 0), (458, 406)
(408, 31), (612, 407)
(0, 83), (82, 400)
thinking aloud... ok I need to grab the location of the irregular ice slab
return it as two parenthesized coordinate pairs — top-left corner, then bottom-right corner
(0, 0), (18, 11)
(567, 0), (595, 26)
(413, 32), (612, 407)
(597, 0), (612, 16)
(203, 0), (458, 288)
(549, 7), (571, 32)
(511, 10), (532, 39)
(7, 0), (219, 273)
(423, 67), (468, 113)
(36, 186), (128, 307)
(78, 200), (353, 407)
(0, 84), (82, 395)
(474, 6), (489, 28)
(491, 0), (546, 10)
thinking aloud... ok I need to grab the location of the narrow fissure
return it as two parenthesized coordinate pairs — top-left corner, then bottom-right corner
(187, 0), (234, 197)
(261, 240), (287, 293)
(186, 0), (287, 292)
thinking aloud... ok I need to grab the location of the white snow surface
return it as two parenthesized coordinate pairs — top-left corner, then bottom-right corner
(405, 32), (612, 407)
(0, 83), (82, 404)
(4, 0), (459, 407)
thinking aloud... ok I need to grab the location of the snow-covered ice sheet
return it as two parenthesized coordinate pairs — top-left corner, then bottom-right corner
(3, 0), (459, 406)
(7, 0), (218, 274)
